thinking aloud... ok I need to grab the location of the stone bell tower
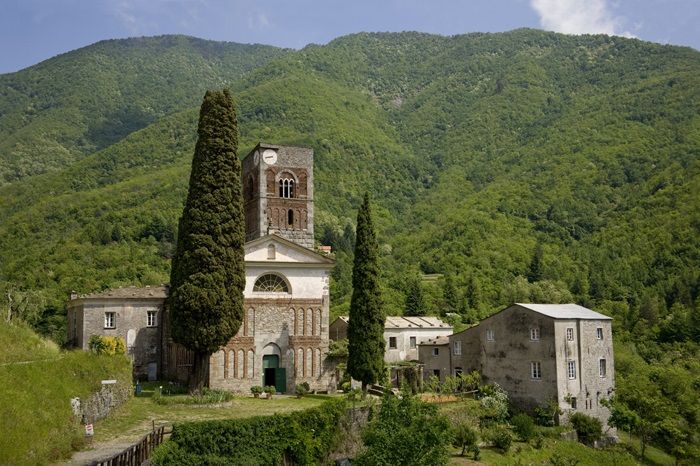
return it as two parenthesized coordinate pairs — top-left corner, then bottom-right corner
(241, 143), (314, 249)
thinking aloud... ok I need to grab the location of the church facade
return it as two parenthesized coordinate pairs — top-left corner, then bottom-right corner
(70, 143), (336, 394)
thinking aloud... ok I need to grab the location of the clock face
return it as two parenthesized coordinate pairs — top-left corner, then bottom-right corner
(262, 149), (278, 165)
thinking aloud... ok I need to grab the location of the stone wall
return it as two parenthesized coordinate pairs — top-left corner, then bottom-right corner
(71, 381), (132, 424)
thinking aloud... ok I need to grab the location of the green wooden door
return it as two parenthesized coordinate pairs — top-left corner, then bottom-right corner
(275, 367), (286, 393)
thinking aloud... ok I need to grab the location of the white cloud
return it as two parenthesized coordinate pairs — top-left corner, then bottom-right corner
(530, 0), (634, 37)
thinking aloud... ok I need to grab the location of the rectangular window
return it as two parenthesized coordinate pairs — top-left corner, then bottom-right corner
(566, 327), (574, 341)
(530, 327), (540, 341)
(486, 329), (494, 341)
(147, 310), (157, 327)
(453, 340), (462, 355)
(596, 327), (604, 340)
(455, 367), (463, 377)
(432, 347), (439, 357)
(570, 397), (577, 409)
(409, 336), (417, 349)
(567, 360), (577, 379)
(389, 337), (397, 349)
(530, 361), (541, 380)
(104, 312), (115, 329)
(599, 359), (607, 377)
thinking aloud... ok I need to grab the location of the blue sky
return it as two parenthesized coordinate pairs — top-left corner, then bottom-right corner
(1, 0), (698, 73)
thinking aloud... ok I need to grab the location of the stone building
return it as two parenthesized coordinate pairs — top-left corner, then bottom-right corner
(418, 335), (451, 382)
(330, 315), (452, 363)
(449, 303), (615, 427)
(69, 143), (336, 394)
(67, 286), (167, 381)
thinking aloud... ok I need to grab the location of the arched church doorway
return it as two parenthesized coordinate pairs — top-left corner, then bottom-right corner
(262, 344), (286, 393)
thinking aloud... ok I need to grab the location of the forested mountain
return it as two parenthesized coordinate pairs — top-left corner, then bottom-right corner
(1, 27), (698, 460)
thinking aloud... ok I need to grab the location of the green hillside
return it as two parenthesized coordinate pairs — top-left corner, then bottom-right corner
(0, 29), (699, 459)
(0, 35), (286, 183)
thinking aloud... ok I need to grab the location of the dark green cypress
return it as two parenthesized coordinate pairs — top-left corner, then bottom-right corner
(527, 242), (544, 283)
(404, 273), (425, 316)
(442, 274), (459, 315)
(347, 193), (385, 391)
(169, 89), (245, 390)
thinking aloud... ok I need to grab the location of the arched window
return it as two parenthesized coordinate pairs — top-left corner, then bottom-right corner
(287, 209), (294, 226)
(278, 178), (295, 198)
(253, 273), (290, 293)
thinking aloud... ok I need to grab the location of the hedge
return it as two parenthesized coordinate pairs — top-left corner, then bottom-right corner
(151, 398), (348, 465)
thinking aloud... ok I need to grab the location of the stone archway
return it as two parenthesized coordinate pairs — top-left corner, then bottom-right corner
(262, 343), (285, 393)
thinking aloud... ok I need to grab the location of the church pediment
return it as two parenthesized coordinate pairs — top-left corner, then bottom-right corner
(244, 234), (334, 265)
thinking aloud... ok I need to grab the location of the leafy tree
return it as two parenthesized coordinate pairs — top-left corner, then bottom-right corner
(168, 89), (245, 391)
(452, 422), (478, 457)
(347, 193), (385, 391)
(511, 413), (536, 441)
(355, 395), (450, 466)
(404, 273), (426, 316)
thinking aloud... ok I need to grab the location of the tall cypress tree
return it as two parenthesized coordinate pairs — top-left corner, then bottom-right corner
(442, 274), (458, 315)
(169, 89), (245, 391)
(347, 192), (385, 391)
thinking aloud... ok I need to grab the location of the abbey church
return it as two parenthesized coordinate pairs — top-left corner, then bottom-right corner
(67, 143), (336, 394)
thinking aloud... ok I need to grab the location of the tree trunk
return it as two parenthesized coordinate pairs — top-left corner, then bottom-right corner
(362, 380), (368, 393)
(190, 351), (210, 393)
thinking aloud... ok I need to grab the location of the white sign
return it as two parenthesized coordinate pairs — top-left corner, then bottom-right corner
(85, 424), (94, 436)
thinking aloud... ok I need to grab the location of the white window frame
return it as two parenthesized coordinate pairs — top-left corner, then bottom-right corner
(530, 327), (540, 341)
(567, 360), (577, 379)
(486, 329), (494, 341)
(432, 347), (439, 357)
(147, 310), (158, 327)
(599, 358), (607, 378)
(566, 327), (574, 341)
(104, 312), (115, 329)
(409, 336), (417, 349)
(596, 327), (604, 340)
(453, 340), (462, 356)
(530, 361), (541, 380)
(388, 336), (397, 349)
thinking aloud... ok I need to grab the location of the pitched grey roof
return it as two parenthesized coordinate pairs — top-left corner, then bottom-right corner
(77, 285), (168, 300)
(420, 335), (450, 346)
(515, 303), (612, 320)
(334, 315), (452, 329)
(385, 316), (452, 329)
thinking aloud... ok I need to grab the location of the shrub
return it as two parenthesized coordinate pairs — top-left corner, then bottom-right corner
(570, 412), (602, 444)
(264, 385), (276, 398)
(250, 386), (263, 397)
(452, 422), (478, 457)
(295, 382), (310, 398)
(534, 399), (562, 426)
(88, 335), (126, 355)
(479, 384), (509, 423)
(491, 427), (513, 452)
(511, 413), (536, 441)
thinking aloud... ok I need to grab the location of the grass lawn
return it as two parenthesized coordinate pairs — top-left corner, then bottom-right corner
(617, 433), (676, 466)
(92, 383), (335, 444)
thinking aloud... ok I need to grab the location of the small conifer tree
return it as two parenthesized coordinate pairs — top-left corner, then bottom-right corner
(347, 193), (385, 391)
(404, 273), (425, 316)
(169, 89), (245, 391)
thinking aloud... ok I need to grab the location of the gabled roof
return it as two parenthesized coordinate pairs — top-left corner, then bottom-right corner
(419, 335), (450, 346)
(244, 234), (335, 265)
(514, 303), (612, 320)
(74, 285), (168, 300)
(333, 315), (452, 330)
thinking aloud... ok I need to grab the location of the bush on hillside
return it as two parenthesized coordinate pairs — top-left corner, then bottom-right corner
(570, 412), (603, 445)
(511, 413), (536, 441)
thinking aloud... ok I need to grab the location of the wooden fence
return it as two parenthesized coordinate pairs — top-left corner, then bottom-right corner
(93, 425), (166, 466)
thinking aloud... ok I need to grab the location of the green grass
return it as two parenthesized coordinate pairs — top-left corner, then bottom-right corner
(0, 322), (132, 466)
(92, 385), (336, 444)
(617, 433), (676, 466)
(0, 321), (60, 364)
